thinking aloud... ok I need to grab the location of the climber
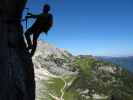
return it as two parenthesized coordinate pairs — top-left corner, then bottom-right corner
(24, 4), (53, 56)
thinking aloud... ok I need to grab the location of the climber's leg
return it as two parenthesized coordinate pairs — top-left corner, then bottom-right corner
(24, 28), (33, 49)
(30, 32), (40, 56)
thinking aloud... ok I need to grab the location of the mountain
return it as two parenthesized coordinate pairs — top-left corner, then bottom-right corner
(96, 56), (133, 72)
(34, 41), (133, 100)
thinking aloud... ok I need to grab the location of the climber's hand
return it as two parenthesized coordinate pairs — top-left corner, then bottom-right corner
(27, 12), (32, 16)
(25, 15), (31, 19)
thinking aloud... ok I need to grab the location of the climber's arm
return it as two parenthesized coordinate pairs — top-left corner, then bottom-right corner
(25, 13), (40, 19)
(30, 33), (40, 56)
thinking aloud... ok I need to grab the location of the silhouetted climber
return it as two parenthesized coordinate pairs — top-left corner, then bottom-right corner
(24, 4), (53, 56)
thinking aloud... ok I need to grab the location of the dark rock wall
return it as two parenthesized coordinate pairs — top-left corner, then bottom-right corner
(0, 0), (35, 100)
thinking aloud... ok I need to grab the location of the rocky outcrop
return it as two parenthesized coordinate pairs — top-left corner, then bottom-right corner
(0, 0), (35, 100)
(32, 41), (77, 100)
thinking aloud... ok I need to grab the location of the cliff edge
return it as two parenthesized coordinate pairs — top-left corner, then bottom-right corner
(0, 0), (35, 100)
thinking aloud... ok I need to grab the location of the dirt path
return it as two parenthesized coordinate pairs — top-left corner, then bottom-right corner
(48, 76), (67, 100)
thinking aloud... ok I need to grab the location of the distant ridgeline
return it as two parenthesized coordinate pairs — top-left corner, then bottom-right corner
(96, 56), (133, 72)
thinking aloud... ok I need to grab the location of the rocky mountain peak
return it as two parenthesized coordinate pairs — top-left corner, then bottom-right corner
(34, 41), (72, 59)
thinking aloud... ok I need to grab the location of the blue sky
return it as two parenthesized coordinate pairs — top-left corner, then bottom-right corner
(23, 0), (133, 56)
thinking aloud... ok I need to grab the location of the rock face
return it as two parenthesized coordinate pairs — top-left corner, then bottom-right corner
(0, 0), (35, 100)
(33, 41), (75, 80)
(33, 41), (75, 75)
(33, 41), (77, 100)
